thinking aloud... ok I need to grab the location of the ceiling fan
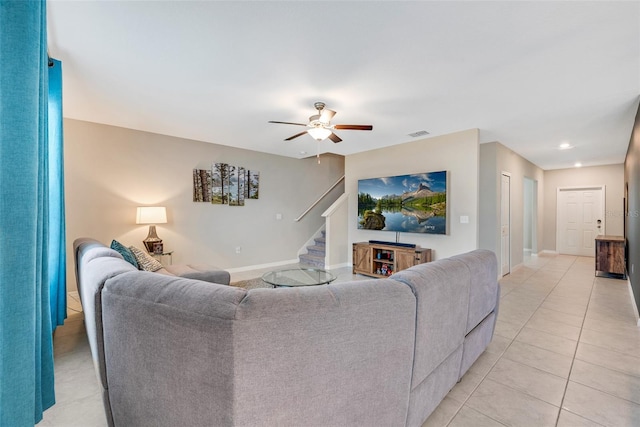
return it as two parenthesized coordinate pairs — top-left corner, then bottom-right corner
(269, 102), (373, 143)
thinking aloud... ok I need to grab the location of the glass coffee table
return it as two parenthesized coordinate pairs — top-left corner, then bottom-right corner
(261, 268), (336, 288)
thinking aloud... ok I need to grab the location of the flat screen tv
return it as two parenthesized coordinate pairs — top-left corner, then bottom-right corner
(357, 170), (447, 234)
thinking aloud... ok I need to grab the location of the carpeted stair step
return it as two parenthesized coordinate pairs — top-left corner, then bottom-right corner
(306, 245), (326, 257)
(299, 253), (325, 269)
(314, 236), (326, 246)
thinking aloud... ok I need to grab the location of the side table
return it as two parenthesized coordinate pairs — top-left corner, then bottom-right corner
(152, 251), (173, 266)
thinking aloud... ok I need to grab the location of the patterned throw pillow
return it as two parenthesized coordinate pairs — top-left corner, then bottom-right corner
(110, 240), (139, 269)
(129, 246), (164, 272)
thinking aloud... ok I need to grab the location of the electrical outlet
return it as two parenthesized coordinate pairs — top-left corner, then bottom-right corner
(235, 246), (242, 254)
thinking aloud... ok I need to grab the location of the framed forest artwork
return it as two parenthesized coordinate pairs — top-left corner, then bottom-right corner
(193, 163), (259, 206)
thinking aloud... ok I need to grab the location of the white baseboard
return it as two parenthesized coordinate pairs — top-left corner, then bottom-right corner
(539, 250), (559, 255)
(325, 262), (350, 270)
(226, 258), (300, 274)
(627, 279), (640, 328)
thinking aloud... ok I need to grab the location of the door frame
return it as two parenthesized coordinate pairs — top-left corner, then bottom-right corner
(523, 177), (538, 257)
(555, 185), (606, 255)
(501, 172), (511, 276)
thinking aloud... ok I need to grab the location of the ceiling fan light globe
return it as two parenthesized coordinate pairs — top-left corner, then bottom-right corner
(308, 127), (332, 141)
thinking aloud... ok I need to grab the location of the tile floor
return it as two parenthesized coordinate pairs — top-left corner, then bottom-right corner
(37, 254), (640, 426)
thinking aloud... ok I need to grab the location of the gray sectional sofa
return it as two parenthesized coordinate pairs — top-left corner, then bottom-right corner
(73, 238), (231, 426)
(74, 238), (499, 427)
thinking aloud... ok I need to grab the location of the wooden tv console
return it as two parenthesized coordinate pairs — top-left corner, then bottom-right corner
(353, 242), (432, 278)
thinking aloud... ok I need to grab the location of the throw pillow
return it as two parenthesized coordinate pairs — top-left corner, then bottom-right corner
(129, 246), (164, 272)
(110, 240), (139, 269)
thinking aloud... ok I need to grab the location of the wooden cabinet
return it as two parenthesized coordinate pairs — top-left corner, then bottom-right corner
(595, 235), (626, 278)
(353, 242), (431, 278)
(352, 243), (372, 275)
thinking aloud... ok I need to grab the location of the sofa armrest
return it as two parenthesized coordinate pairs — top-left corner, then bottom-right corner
(164, 263), (230, 285)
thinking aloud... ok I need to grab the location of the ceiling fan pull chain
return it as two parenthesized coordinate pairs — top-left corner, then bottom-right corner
(317, 142), (320, 164)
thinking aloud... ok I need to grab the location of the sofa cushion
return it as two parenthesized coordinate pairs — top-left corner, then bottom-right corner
(110, 240), (139, 269)
(129, 246), (163, 272)
(79, 256), (137, 390)
(101, 275), (417, 427)
(449, 249), (499, 334)
(391, 258), (470, 390)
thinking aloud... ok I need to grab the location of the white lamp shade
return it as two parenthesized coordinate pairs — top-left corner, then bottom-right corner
(136, 206), (167, 224)
(308, 127), (332, 141)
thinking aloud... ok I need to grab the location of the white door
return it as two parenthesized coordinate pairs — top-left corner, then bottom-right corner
(501, 174), (510, 276)
(557, 187), (605, 256)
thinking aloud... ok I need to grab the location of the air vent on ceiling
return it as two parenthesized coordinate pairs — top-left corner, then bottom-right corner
(408, 130), (430, 138)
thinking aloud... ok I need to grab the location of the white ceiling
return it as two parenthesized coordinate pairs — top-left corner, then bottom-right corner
(47, 1), (640, 170)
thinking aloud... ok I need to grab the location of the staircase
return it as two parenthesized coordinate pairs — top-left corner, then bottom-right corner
(299, 230), (326, 269)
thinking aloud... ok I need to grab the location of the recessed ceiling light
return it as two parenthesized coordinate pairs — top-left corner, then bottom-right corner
(299, 151), (307, 155)
(559, 142), (572, 150)
(574, 162), (582, 168)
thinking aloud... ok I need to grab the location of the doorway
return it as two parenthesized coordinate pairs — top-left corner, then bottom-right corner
(556, 186), (605, 256)
(501, 173), (511, 276)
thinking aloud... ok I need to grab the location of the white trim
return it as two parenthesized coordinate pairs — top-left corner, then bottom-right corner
(295, 175), (344, 222)
(226, 258), (300, 274)
(501, 172), (511, 276)
(627, 278), (640, 328)
(322, 193), (348, 217)
(540, 250), (559, 255)
(325, 262), (350, 270)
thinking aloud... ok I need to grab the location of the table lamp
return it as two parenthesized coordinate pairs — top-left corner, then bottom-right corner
(136, 206), (167, 252)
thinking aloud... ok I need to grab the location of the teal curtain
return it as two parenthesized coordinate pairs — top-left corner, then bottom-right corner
(0, 0), (56, 425)
(48, 58), (67, 330)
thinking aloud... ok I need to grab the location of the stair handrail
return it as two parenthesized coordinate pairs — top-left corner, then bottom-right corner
(294, 175), (345, 222)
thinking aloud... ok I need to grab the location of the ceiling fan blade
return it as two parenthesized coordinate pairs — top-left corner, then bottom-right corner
(333, 124), (373, 131)
(285, 130), (309, 141)
(328, 132), (342, 143)
(320, 108), (336, 123)
(268, 121), (308, 127)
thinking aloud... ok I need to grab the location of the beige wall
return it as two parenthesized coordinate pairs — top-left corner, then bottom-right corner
(479, 143), (499, 257)
(543, 164), (624, 252)
(479, 142), (545, 270)
(64, 117), (625, 294)
(64, 119), (344, 290)
(346, 129), (479, 261)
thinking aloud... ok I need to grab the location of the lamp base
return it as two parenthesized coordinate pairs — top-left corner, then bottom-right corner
(143, 225), (162, 253)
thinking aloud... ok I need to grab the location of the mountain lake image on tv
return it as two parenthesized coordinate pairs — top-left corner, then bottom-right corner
(357, 170), (447, 234)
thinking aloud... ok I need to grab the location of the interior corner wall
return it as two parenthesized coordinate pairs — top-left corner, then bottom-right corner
(479, 142), (545, 270)
(64, 119), (344, 291)
(624, 100), (640, 317)
(543, 164), (624, 252)
(345, 129), (479, 261)
(478, 142), (498, 256)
